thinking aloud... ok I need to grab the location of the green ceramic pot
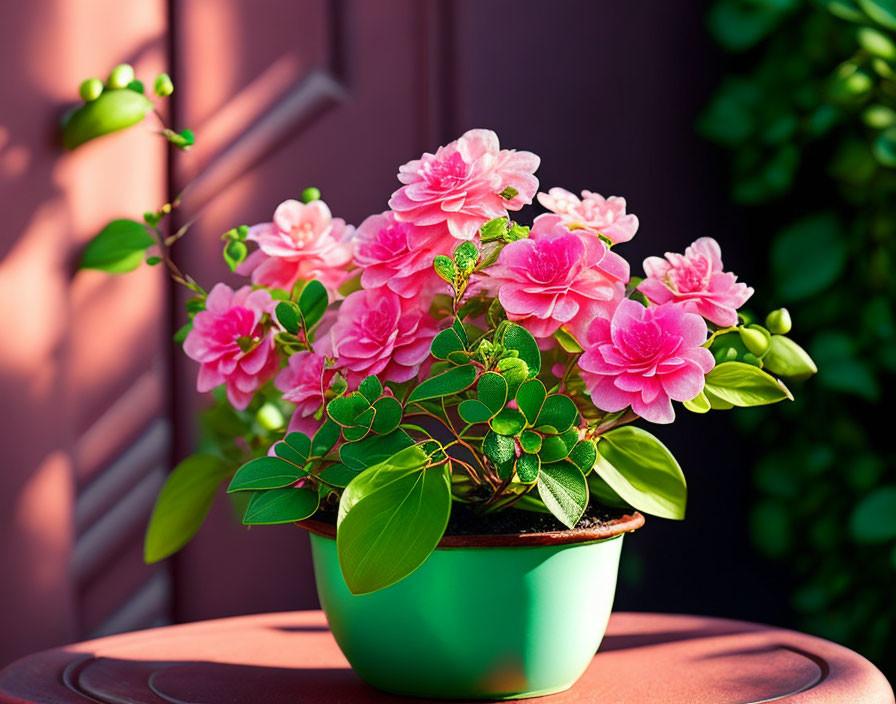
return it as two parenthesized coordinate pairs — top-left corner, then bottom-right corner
(305, 512), (643, 700)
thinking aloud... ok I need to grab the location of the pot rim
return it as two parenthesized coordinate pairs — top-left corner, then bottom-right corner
(298, 511), (644, 548)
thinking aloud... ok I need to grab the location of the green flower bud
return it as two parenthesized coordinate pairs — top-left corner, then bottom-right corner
(742, 353), (761, 367)
(107, 63), (135, 90)
(739, 325), (770, 357)
(79, 77), (104, 102)
(301, 187), (321, 203)
(153, 72), (174, 97)
(256, 402), (285, 431)
(765, 308), (792, 335)
(62, 89), (154, 150)
(496, 356), (529, 394)
(762, 335), (817, 381)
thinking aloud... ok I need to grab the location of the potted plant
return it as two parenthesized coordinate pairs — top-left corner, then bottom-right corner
(72, 67), (817, 700)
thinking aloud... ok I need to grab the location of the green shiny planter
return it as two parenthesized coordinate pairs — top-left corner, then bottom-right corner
(306, 514), (642, 700)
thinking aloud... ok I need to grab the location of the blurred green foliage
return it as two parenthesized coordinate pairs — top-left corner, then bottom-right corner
(702, 0), (896, 671)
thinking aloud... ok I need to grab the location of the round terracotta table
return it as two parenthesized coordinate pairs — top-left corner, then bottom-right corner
(0, 611), (891, 703)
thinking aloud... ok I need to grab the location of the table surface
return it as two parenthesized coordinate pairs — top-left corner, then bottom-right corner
(0, 611), (892, 704)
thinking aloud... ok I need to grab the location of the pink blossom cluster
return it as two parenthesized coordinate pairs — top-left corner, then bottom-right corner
(184, 129), (755, 426)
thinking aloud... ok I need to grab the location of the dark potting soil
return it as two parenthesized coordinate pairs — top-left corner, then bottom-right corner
(313, 500), (633, 537)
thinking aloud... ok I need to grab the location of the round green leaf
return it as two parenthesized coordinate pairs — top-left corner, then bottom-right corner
(283, 432), (311, 459)
(490, 408), (526, 436)
(568, 440), (598, 474)
(275, 301), (302, 335)
(537, 460), (589, 529)
(519, 429), (542, 454)
(298, 280), (328, 328)
(228, 456), (306, 492)
(516, 453), (541, 483)
(593, 426), (687, 520)
(359, 376), (383, 403)
(431, 328), (465, 360)
(483, 430), (515, 466)
(516, 379), (547, 425)
(477, 372), (508, 414)
(242, 487), (319, 525)
(535, 394), (579, 433)
(327, 394), (371, 426)
(539, 428), (578, 463)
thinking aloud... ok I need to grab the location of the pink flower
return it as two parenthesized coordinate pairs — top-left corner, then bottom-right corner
(238, 199), (353, 294)
(475, 215), (628, 340)
(389, 129), (540, 243)
(183, 283), (279, 411)
(353, 211), (453, 298)
(578, 299), (715, 424)
(638, 237), (753, 327)
(316, 288), (439, 386)
(275, 351), (335, 418)
(537, 188), (639, 244)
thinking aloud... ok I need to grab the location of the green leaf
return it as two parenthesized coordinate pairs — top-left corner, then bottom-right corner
(593, 426), (687, 520)
(144, 454), (232, 563)
(859, 0), (896, 29)
(704, 361), (793, 407)
(762, 335), (817, 381)
(340, 430), (414, 470)
(458, 399), (494, 424)
(483, 430), (515, 479)
(371, 396), (403, 434)
(490, 408), (526, 436)
(480, 217), (509, 242)
(537, 460), (589, 528)
(772, 213), (846, 301)
(298, 280), (328, 328)
(568, 440), (598, 474)
(502, 324), (541, 377)
(318, 463), (360, 488)
(275, 301), (302, 335)
(228, 456), (306, 492)
(587, 474), (631, 509)
(453, 240), (479, 273)
(433, 255), (455, 283)
(407, 364), (477, 403)
(223, 239), (248, 272)
(519, 429), (542, 454)
(337, 447), (451, 594)
(516, 453), (540, 483)
(683, 390), (711, 413)
(535, 394), (579, 433)
(80, 219), (155, 273)
(477, 372), (508, 414)
(516, 379), (547, 425)
(327, 394), (371, 426)
(431, 328), (466, 360)
(311, 420), (341, 458)
(242, 487), (319, 524)
(849, 486), (896, 543)
(554, 327), (584, 353)
(283, 432), (311, 460)
(539, 428), (578, 463)
(359, 376), (383, 403)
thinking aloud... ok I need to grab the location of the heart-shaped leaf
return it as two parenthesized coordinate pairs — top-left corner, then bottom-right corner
(407, 364), (477, 403)
(535, 394), (579, 433)
(228, 456), (307, 492)
(537, 460), (589, 529)
(516, 453), (540, 483)
(242, 487), (319, 524)
(371, 396), (403, 435)
(516, 379), (546, 425)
